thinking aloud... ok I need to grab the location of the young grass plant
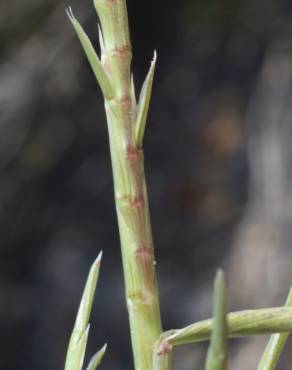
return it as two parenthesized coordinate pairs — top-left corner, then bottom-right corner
(64, 1), (292, 369)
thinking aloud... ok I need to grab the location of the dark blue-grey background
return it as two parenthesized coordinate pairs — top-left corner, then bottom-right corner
(1, 1), (292, 369)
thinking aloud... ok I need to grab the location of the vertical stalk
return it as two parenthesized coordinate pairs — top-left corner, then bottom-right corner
(205, 270), (228, 370)
(257, 287), (292, 370)
(153, 338), (173, 370)
(94, 1), (162, 369)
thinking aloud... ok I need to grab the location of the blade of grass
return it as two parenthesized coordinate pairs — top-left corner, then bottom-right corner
(64, 253), (102, 370)
(135, 51), (157, 147)
(86, 343), (107, 370)
(66, 8), (114, 100)
(205, 270), (228, 370)
(256, 286), (292, 370)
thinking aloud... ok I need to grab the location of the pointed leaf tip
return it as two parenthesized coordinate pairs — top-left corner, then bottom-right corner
(96, 250), (103, 264)
(64, 254), (102, 370)
(215, 269), (225, 285)
(86, 343), (107, 370)
(66, 6), (76, 24)
(66, 7), (72, 19)
(135, 51), (157, 147)
(74, 254), (102, 332)
(67, 9), (113, 100)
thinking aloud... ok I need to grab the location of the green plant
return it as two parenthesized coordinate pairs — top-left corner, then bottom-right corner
(64, 1), (292, 370)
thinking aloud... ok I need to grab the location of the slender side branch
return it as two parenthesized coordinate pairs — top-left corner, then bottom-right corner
(156, 307), (292, 351)
(257, 287), (292, 370)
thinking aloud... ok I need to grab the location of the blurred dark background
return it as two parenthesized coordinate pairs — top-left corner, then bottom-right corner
(1, 0), (292, 369)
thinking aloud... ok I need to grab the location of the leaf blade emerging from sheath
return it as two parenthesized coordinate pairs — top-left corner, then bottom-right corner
(64, 252), (103, 370)
(67, 8), (113, 100)
(135, 51), (157, 147)
(65, 325), (90, 370)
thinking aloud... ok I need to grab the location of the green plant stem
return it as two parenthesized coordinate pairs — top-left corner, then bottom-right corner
(256, 287), (292, 370)
(205, 270), (228, 370)
(153, 306), (292, 370)
(68, 0), (162, 366)
(93, 1), (162, 370)
(156, 307), (292, 350)
(153, 341), (173, 370)
(68, 2), (292, 370)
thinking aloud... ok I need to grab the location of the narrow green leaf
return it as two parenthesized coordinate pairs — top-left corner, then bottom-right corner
(135, 51), (157, 147)
(66, 8), (113, 100)
(205, 269), (228, 370)
(64, 252), (103, 370)
(163, 307), (292, 346)
(75, 251), (102, 332)
(257, 286), (292, 370)
(65, 325), (90, 370)
(86, 343), (107, 370)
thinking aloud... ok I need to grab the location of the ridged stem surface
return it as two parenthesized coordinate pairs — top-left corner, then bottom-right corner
(94, 1), (162, 369)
